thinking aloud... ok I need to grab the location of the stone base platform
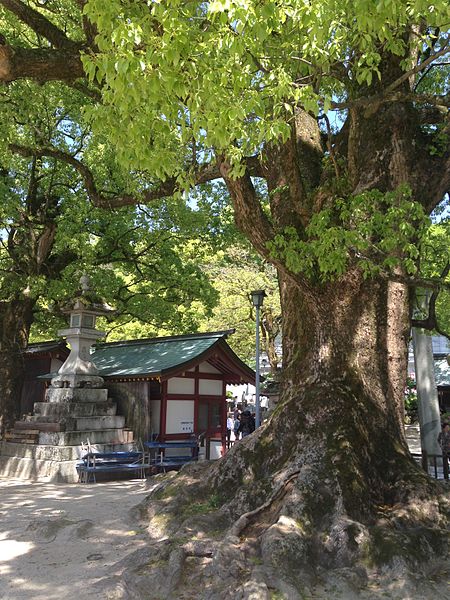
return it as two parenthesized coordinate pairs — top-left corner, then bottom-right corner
(0, 440), (137, 483)
(1, 370), (136, 482)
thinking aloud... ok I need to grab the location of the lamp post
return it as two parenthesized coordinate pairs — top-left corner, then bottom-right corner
(251, 289), (266, 428)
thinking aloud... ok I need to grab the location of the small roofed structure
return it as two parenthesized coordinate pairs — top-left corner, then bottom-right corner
(91, 330), (255, 458)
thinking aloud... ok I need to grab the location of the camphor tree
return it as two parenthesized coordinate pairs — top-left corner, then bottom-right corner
(1, 0), (450, 596)
(0, 141), (217, 435)
(0, 78), (217, 435)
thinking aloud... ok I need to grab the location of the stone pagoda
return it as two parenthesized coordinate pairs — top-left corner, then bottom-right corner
(0, 276), (133, 482)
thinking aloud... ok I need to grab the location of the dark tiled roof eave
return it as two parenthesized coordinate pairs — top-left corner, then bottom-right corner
(22, 340), (68, 356)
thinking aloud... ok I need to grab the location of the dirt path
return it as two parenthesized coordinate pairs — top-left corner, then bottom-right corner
(0, 479), (149, 600)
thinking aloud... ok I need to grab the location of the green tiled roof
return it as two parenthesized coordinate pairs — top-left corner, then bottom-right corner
(92, 330), (234, 378)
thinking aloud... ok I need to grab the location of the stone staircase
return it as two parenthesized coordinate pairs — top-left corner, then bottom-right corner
(0, 390), (134, 483)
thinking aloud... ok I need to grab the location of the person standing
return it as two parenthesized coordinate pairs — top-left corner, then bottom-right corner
(226, 414), (233, 448)
(238, 410), (255, 438)
(438, 422), (450, 480)
(233, 414), (241, 441)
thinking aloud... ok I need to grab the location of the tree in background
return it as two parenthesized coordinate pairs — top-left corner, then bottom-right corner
(193, 179), (282, 370)
(193, 180), (282, 372)
(1, 0), (450, 594)
(0, 81), (217, 434)
(201, 243), (281, 373)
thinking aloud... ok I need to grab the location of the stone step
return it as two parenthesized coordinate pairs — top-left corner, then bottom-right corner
(38, 428), (134, 446)
(5, 431), (40, 444)
(45, 387), (109, 403)
(6, 429), (39, 436)
(22, 414), (124, 431)
(14, 421), (64, 432)
(33, 401), (117, 418)
(0, 440), (137, 462)
(4, 436), (39, 445)
(0, 455), (80, 483)
(64, 415), (126, 431)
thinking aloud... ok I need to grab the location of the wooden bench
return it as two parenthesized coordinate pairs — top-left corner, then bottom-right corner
(77, 451), (152, 483)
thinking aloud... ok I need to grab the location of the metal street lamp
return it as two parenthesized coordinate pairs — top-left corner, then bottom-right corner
(250, 289), (266, 428)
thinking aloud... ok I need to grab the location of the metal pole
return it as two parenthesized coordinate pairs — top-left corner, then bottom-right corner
(255, 304), (261, 428)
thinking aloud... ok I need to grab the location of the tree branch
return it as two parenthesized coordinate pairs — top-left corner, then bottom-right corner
(9, 143), (263, 208)
(378, 268), (450, 293)
(411, 264), (450, 339)
(384, 39), (450, 96)
(0, 0), (79, 49)
(332, 90), (450, 112)
(75, 0), (98, 49)
(218, 156), (274, 259)
(331, 40), (450, 115)
(10, 143), (136, 207)
(0, 44), (84, 83)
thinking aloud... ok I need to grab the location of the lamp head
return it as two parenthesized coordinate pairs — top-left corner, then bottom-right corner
(250, 289), (266, 308)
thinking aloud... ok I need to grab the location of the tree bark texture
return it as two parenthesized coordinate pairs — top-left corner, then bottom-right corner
(0, 44), (84, 83)
(0, 297), (34, 435)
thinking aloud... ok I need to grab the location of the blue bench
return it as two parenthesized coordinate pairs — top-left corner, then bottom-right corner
(144, 439), (201, 473)
(155, 454), (198, 473)
(77, 451), (152, 483)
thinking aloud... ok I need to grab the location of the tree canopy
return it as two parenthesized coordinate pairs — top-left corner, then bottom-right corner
(0, 1), (448, 286)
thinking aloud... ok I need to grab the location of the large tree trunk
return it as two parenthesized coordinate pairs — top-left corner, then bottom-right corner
(0, 297), (34, 436)
(107, 273), (448, 599)
(279, 270), (409, 444)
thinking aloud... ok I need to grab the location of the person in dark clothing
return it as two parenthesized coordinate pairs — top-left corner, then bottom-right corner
(233, 415), (241, 441)
(438, 422), (450, 480)
(238, 410), (255, 438)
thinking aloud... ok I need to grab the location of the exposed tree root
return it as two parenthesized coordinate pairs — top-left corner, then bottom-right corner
(229, 470), (301, 539)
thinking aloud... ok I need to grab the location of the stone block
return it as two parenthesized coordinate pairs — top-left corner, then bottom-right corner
(33, 401), (117, 418)
(0, 441), (136, 462)
(14, 421), (64, 432)
(0, 441), (84, 461)
(0, 455), (80, 482)
(38, 428), (132, 446)
(45, 387), (109, 403)
(64, 415), (126, 431)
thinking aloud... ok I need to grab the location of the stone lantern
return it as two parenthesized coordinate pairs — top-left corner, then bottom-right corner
(50, 275), (112, 390)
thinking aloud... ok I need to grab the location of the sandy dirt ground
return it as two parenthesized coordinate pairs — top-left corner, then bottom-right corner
(0, 478), (149, 600)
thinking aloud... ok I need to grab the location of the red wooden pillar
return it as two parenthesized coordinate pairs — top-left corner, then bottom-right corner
(221, 380), (227, 456)
(160, 380), (167, 442)
(194, 366), (199, 436)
